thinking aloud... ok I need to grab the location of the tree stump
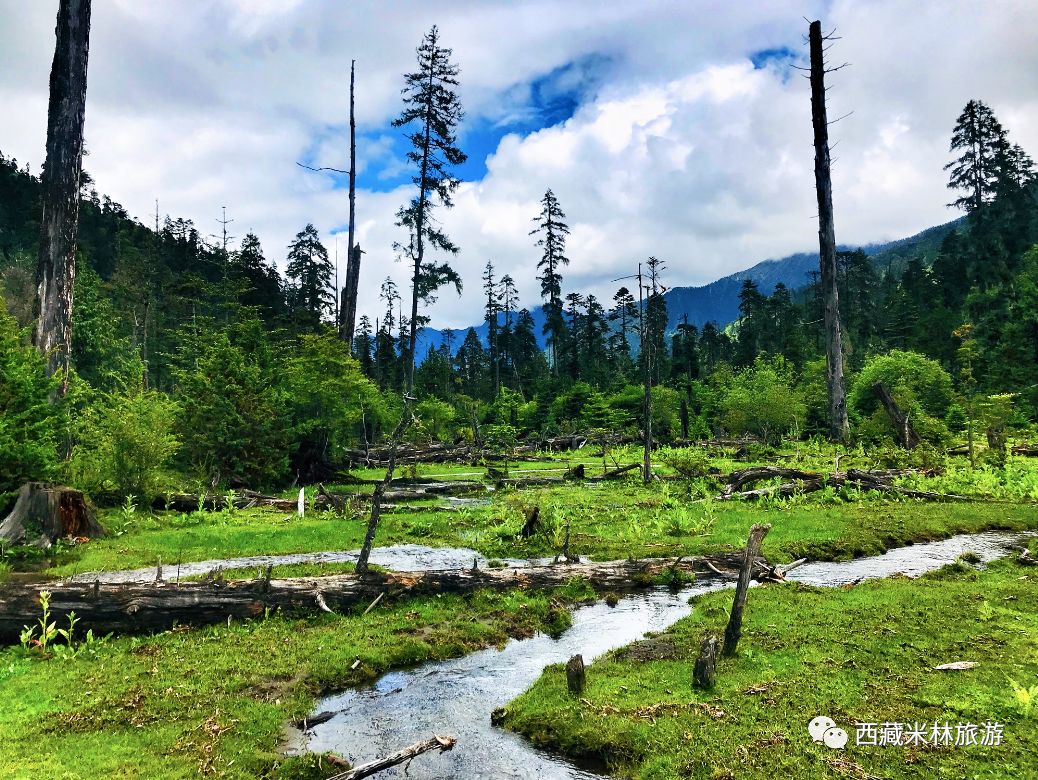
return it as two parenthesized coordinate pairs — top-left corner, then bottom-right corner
(0, 483), (105, 548)
(693, 634), (719, 689)
(566, 654), (585, 695)
(564, 464), (585, 481)
(520, 506), (541, 538)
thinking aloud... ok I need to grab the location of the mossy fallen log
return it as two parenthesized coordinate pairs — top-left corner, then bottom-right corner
(0, 552), (769, 642)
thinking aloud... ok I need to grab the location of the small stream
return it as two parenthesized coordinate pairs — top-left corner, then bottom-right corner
(287, 530), (1032, 779)
(67, 544), (548, 585)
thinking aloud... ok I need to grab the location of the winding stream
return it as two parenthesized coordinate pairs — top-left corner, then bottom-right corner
(286, 530), (1032, 779)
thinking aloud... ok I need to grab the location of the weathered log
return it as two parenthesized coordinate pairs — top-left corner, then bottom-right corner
(325, 735), (457, 780)
(566, 654), (586, 695)
(0, 483), (104, 547)
(0, 552), (768, 642)
(693, 634), (718, 689)
(1011, 444), (1038, 457)
(589, 463), (640, 481)
(873, 382), (921, 449)
(722, 466), (822, 495)
(723, 524), (771, 657)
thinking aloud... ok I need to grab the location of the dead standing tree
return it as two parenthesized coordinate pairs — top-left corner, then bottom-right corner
(33, 0), (92, 393)
(807, 20), (850, 443)
(340, 60), (362, 345)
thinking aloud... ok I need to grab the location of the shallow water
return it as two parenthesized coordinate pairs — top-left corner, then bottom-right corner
(67, 544), (553, 584)
(292, 530), (1032, 779)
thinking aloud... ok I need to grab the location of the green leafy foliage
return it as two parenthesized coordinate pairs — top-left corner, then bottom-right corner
(713, 356), (806, 445)
(0, 297), (60, 491)
(69, 377), (180, 502)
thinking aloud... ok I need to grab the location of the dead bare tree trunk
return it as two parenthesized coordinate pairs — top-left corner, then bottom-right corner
(722, 523), (770, 657)
(809, 20), (849, 444)
(33, 0), (92, 393)
(339, 59), (360, 344)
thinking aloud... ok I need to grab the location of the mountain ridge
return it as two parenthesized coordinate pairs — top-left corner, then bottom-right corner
(415, 217), (964, 354)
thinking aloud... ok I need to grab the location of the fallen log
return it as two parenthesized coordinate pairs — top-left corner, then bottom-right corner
(0, 483), (105, 548)
(589, 463), (640, 481)
(0, 552), (769, 642)
(325, 735), (457, 780)
(1012, 444), (1038, 457)
(716, 467), (964, 502)
(722, 467), (822, 495)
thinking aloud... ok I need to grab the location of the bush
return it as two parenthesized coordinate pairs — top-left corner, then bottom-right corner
(172, 321), (293, 488)
(70, 379), (179, 502)
(714, 356), (806, 445)
(0, 298), (61, 491)
(850, 350), (954, 446)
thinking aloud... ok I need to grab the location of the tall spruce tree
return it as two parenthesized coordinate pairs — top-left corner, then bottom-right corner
(285, 224), (333, 332)
(530, 189), (570, 372)
(482, 260), (500, 396)
(945, 100), (1007, 213)
(392, 25), (467, 394)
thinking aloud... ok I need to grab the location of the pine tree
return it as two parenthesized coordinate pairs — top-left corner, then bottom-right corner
(482, 260), (500, 396)
(354, 315), (375, 377)
(231, 232), (284, 320)
(393, 25), (467, 393)
(945, 100), (1006, 213)
(285, 224), (332, 332)
(530, 189), (570, 372)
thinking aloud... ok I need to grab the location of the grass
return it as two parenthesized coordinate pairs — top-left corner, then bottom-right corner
(0, 581), (594, 779)
(499, 557), (1038, 779)
(21, 452), (1038, 578)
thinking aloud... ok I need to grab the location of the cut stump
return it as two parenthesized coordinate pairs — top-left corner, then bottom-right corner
(693, 634), (719, 689)
(0, 483), (104, 548)
(566, 654), (586, 695)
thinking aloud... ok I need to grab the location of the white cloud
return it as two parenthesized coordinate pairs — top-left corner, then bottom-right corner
(1, 1), (1037, 329)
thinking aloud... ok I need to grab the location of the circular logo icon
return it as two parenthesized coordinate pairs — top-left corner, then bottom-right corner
(808, 716), (837, 742)
(823, 727), (848, 749)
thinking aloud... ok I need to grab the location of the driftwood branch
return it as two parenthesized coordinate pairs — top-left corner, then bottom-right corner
(325, 735), (457, 780)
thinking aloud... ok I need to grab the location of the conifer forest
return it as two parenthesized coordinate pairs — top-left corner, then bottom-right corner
(1, 3), (1037, 779)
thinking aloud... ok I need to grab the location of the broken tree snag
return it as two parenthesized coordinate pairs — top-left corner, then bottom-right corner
(0, 483), (104, 547)
(872, 382), (920, 449)
(566, 654), (586, 695)
(722, 523), (771, 658)
(693, 634), (719, 690)
(325, 735), (457, 780)
(809, 19), (850, 443)
(33, 0), (92, 390)
(519, 506), (541, 538)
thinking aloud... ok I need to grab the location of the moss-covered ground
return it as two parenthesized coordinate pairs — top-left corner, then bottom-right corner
(500, 557), (1038, 779)
(1, 447), (1036, 778)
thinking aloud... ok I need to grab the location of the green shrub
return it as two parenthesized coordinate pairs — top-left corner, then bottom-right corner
(0, 298), (60, 491)
(70, 380), (179, 502)
(850, 350), (954, 446)
(714, 356), (806, 445)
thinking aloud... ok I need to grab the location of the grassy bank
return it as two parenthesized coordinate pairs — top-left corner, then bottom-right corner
(0, 581), (594, 779)
(499, 557), (1038, 779)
